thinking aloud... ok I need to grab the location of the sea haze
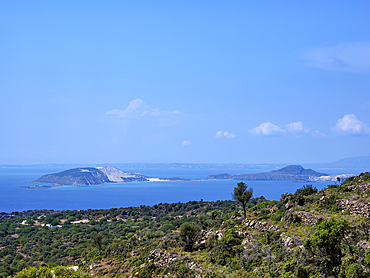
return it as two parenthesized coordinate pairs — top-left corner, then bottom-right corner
(0, 166), (360, 213)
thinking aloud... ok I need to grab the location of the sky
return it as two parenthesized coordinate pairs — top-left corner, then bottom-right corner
(1, 1), (370, 164)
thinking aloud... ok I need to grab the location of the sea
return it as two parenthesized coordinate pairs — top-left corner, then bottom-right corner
(0, 166), (363, 213)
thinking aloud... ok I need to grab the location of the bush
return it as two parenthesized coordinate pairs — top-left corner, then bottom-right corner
(179, 223), (200, 252)
(160, 224), (175, 233)
(16, 260), (27, 271)
(304, 219), (352, 275)
(130, 257), (146, 267)
(296, 184), (318, 196)
(338, 255), (367, 278)
(319, 195), (340, 212)
(245, 254), (262, 272)
(208, 244), (234, 266)
(176, 265), (192, 278)
(282, 213), (302, 225)
(364, 249), (370, 268)
(328, 184), (350, 193)
(204, 272), (219, 278)
(145, 230), (164, 239)
(260, 230), (281, 246)
(13, 265), (92, 278)
(294, 265), (309, 278)
(135, 262), (156, 278)
(255, 202), (270, 209)
(220, 230), (242, 247)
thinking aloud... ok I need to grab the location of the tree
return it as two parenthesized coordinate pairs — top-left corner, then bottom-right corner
(198, 214), (208, 230)
(179, 222), (200, 251)
(232, 182), (253, 219)
(90, 232), (103, 250)
(211, 210), (220, 221)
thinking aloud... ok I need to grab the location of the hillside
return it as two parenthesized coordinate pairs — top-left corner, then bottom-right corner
(2, 172), (370, 277)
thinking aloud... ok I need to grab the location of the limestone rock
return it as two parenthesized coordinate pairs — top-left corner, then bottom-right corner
(241, 219), (279, 232)
(357, 240), (370, 249)
(291, 211), (327, 225)
(336, 199), (370, 217)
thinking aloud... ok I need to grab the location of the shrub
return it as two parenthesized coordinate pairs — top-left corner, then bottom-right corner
(295, 184), (318, 196)
(328, 184), (350, 193)
(304, 219), (352, 275)
(319, 195), (340, 212)
(294, 265), (309, 278)
(255, 202), (270, 209)
(204, 272), (219, 278)
(220, 230), (242, 247)
(160, 224), (175, 233)
(135, 262), (157, 278)
(130, 257), (146, 267)
(338, 255), (367, 278)
(179, 223), (200, 252)
(282, 213), (302, 225)
(245, 254), (262, 272)
(176, 265), (192, 278)
(145, 230), (164, 239)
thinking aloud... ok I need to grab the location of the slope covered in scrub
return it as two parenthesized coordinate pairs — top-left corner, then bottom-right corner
(2, 172), (370, 277)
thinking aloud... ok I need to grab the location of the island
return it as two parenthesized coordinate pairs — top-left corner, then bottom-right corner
(206, 165), (331, 182)
(31, 166), (155, 187)
(27, 165), (353, 188)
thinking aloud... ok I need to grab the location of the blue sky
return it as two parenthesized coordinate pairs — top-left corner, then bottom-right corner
(1, 1), (370, 164)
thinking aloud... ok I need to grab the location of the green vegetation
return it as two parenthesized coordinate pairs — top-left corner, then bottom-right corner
(232, 182), (253, 218)
(304, 219), (352, 275)
(1, 172), (370, 277)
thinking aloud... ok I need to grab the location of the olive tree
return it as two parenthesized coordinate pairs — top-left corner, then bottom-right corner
(232, 182), (253, 219)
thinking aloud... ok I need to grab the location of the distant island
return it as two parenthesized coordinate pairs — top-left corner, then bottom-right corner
(27, 165), (353, 188)
(205, 165), (350, 182)
(30, 166), (168, 187)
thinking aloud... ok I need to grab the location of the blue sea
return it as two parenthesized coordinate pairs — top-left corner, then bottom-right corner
(0, 166), (361, 213)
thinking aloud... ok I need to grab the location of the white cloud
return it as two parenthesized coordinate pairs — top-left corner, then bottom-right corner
(335, 114), (368, 134)
(286, 121), (310, 133)
(313, 130), (328, 137)
(304, 42), (370, 73)
(106, 99), (180, 118)
(249, 122), (285, 136)
(215, 130), (237, 139)
(182, 140), (191, 145)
